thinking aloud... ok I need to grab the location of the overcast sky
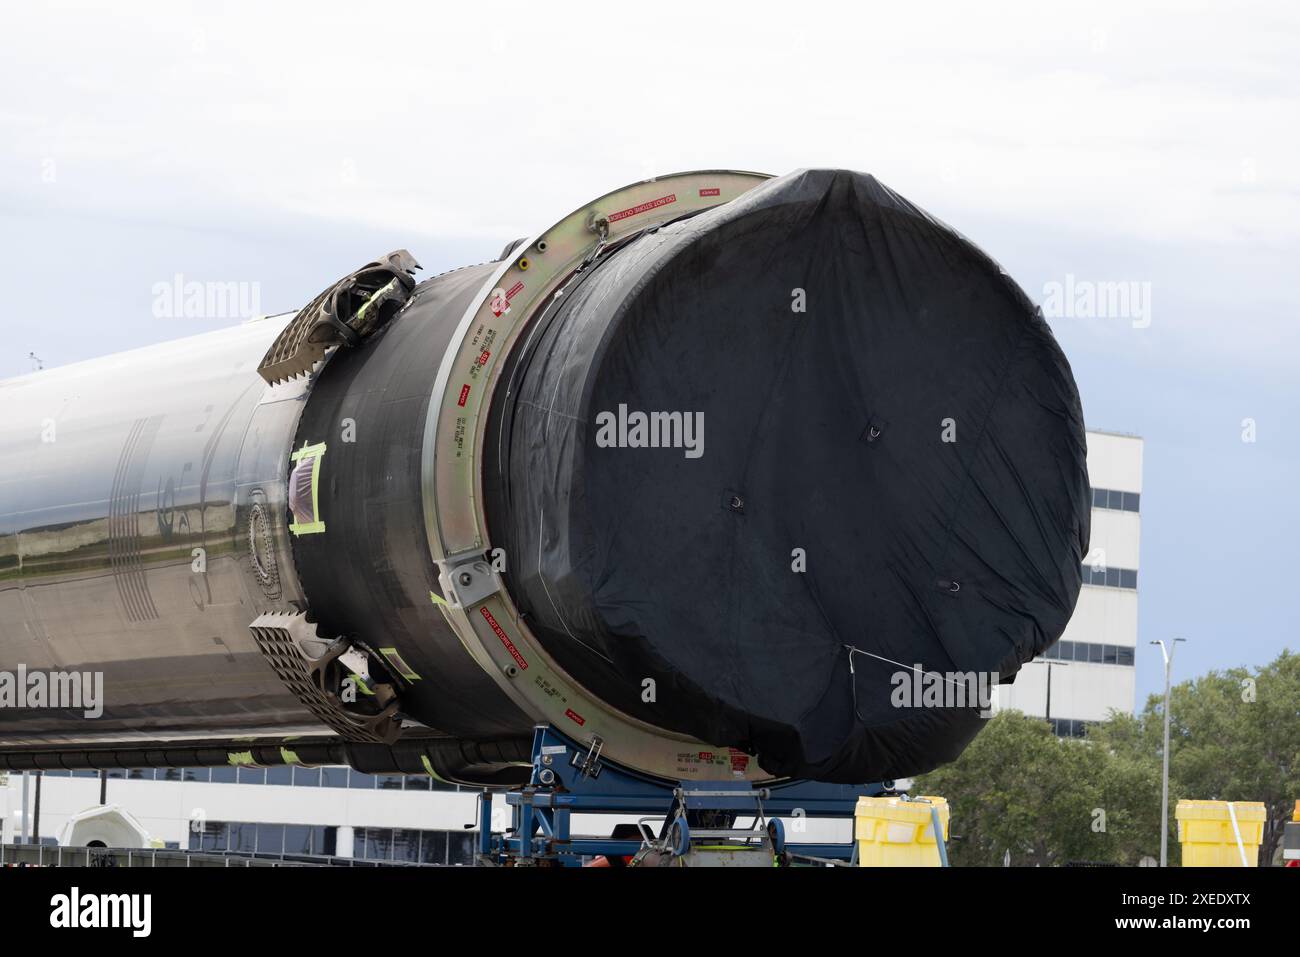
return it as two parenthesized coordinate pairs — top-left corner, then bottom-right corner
(2, 1), (1296, 704)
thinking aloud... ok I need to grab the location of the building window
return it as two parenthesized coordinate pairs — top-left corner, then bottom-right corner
(1041, 639), (1135, 666)
(1081, 563), (1138, 589)
(194, 822), (226, 852)
(284, 824), (311, 855)
(1048, 717), (1092, 738)
(448, 832), (475, 865)
(420, 830), (448, 865)
(391, 828), (421, 863)
(125, 763), (466, 792)
(188, 822), (467, 864)
(229, 822), (256, 854)
(360, 827), (393, 861)
(321, 767), (350, 788)
(1091, 487), (1140, 513)
(349, 771), (377, 790)
(189, 821), (339, 858)
(256, 823), (286, 856)
(352, 827), (476, 865)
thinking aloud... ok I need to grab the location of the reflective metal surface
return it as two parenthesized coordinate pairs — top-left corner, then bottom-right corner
(0, 317), (322, 745)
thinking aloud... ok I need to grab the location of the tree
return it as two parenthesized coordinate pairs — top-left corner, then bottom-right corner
(1096, 650), (1300, 865)
(914, 649), (1298, 866)
(912, 711), (1160, 866)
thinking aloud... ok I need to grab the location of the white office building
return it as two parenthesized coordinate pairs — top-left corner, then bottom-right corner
(0, 766), (504, 863)
(992, 429), (1144, 735)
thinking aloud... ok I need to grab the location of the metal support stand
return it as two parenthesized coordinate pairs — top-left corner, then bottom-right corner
(478, 726), (889, 867)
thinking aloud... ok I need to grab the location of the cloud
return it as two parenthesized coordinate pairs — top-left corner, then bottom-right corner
(2, 1), (1297, 245)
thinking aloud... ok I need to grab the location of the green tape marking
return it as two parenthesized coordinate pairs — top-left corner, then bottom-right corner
(348, 672), (374, 696)
(380, 646), (421, 681)
(421, 754), (452, 784)
(289, 440), (327, 536)
(355, 278), (398, 327)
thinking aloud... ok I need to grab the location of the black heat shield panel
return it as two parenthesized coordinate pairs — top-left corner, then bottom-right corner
(485, 169), (1090, 783)
(291, 262), (531, 741)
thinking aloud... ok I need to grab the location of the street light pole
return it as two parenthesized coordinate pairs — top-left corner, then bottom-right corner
(20, 771), (29, 844)
(1043, 659), (1068, 732)
(1151, 638), (1186, 867)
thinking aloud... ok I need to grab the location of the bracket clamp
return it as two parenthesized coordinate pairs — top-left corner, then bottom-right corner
(435, 550), (503, 608)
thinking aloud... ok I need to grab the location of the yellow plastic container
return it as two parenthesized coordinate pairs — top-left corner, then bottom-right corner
(854, 795), (949, 867)
(1175, 800), (1266, 867)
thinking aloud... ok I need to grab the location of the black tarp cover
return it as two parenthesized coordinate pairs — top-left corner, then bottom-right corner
(485, 169), (1089, 782)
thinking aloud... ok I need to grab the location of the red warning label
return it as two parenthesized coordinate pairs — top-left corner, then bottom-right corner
(608, 193), (677, 223)
(699, 187), (721, 197)
(505, 281), (524, 300)
(480, 606), (528, 670)
(564, 708), (586, 726)
(727, 747), (750, 774)
(457, 384), (471, 407)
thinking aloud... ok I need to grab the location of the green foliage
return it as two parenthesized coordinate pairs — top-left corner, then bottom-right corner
(1101, 649), (1300, 865)
(912, 650), (1298, 866)
(914, 711), (1160, 866)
